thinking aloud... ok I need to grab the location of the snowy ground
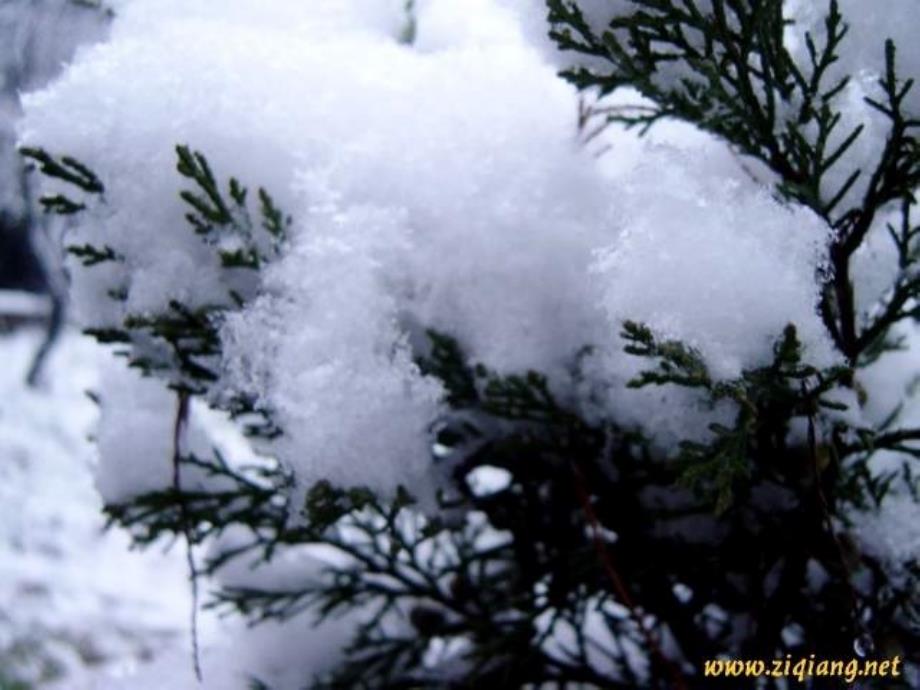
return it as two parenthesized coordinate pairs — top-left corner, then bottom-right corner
(0, 328), (193, 689)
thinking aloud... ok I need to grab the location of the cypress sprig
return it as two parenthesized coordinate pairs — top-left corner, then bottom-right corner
(548, 0), (920, 366)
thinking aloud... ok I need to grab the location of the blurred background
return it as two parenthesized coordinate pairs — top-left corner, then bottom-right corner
(1, 3), (191, 688)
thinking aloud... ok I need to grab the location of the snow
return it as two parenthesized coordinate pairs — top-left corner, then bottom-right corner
(501, 0), (635, 77)
(783, 0), (920, 215)
(512, 0), (920, 215)
(787, 0), (920, 116)
(87, 612), (362, 690)
(579, 128), (839, 447)
(0, 327), (358, 689)
(3, 0), (920, 686)
(93, 361), (178, 504)
(0, 328), (191, 688)
(0, 0), (111, 215)
(856, 493), (920, 571)
(16, 0), (851, 504)
(0, 290), (50, 318)
(94, 359), (252, 505)
(592, 143), (836, 380)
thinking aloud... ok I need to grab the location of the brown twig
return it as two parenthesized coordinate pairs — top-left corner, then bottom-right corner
(570, 459), (688, 690)
(173, 391), (203, 682)
(803, 383), (865, 652)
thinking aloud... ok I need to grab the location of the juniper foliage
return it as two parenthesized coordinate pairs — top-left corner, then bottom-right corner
(24, 1), (920, 688)
(547, 0), (920, 366)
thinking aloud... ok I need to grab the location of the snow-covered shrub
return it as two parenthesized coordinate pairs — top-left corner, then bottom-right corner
(16, 0), (920, 687)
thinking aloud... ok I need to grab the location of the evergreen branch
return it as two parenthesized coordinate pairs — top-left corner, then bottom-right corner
(21, 147), (104, 215)
(621, 320), (711, 389)
(123, 300), (223, 387)
(176, 144), (233, 228)
(66, 243), (122, 266)
(547, 1), (920, 365)
(20, 147), (104, 194)
(258, 187), (290, 246)
(38, 194), (86, 215)
(624, 322), (851, 510)
(83, 327), (131, 344)
(101, 325), (920, 683)
(175, 145), (289, 270)
(416, 330), (479, 407)
(840, 426), (920, 458)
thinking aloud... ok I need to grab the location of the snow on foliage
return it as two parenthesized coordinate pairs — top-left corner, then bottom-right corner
(592, 143), (836, 380)
(17, 0), (854, 500)
(10, 0), (920, 685)
(95, 360), (248, 505)
(514, 0), (920, 211)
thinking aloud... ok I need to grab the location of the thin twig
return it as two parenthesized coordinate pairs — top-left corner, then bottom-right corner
(803, 383), (863, 648)
(173, 391), (203, 682)
(570, 460), (687, 690)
